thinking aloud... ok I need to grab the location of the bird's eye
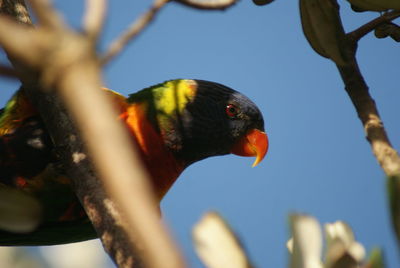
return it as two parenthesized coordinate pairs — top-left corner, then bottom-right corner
(226, 104), (239, 118)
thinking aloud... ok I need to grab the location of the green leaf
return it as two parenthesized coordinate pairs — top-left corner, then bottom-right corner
(366, 248), (385, 268)
(386, 175), (400, 247)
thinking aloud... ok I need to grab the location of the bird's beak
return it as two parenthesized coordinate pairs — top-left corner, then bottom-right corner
(231, 129), (269, 167)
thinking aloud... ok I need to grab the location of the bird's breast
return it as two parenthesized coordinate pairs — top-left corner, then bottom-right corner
(122, 103), (185, 201)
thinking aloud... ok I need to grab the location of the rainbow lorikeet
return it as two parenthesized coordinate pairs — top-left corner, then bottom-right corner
(0, 79), (268, 246)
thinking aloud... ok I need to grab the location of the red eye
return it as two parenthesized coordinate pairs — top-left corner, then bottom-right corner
(226, 104), (239, 117)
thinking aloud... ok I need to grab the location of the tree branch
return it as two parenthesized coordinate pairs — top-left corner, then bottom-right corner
(347, 10), (400, 43)
(337, 47), (400, 246)
(336, 57), (400, 177)
(100, 0), (169, 65)
(0, 0), (186, 267)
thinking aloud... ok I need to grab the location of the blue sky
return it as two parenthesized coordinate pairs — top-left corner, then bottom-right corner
(1, 0), (399, 267)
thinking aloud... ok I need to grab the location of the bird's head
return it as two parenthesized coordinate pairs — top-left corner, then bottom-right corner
(129, 79), (268, 168)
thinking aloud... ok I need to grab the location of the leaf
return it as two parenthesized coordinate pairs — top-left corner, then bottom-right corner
(192, 211), (253, 268)
(365, 248), (385, 268)
(387, 175), (400, 246)
(289, 214), (323, 268)
(324, 221), (365, 268)
(0, 186), (42, 233)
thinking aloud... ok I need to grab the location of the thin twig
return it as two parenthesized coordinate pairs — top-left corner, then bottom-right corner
(175, 0), (237, 10)
(0, 63), (18, 78)
(100, 0), (169, 65)
(83, 0), (107, 41)
(347, 10), (400, 42)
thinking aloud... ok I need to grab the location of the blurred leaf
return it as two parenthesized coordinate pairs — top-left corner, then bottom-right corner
(0, 186), (42, 233)
(289, 214), (323, 268)
(324, 221), (365, 268)
(299, 0), (349, 65)
(325, 221), (355, 247)
(364, 248), (385, 268)
(287, 237), (294, 253)
(387, 175), (400, 246)
(192, 211), (253, 268)
(40, 240), (109, 268)
(299, 0), (330, 59)
(0, 247), (45, 268)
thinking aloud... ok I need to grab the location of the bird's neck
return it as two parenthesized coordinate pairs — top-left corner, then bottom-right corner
(120, 103), (185, 202)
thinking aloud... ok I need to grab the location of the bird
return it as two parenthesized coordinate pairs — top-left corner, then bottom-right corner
(0, 79), (268, 246)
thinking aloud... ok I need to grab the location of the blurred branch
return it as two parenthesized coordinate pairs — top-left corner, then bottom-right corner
(175, 0), (237, 10)
(101, 0), (169, 65)
(0, 0), (186, 267)
(28, 0), (64, 28)
(100, 0), (238, 65)
(192, 211), (254, 268)
(348, 10), (400, 42)
(0, 0), (31, 23)
(82, 0), (107, 40)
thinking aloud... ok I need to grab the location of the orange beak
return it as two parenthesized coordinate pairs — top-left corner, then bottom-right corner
(230, 129), (269, 167)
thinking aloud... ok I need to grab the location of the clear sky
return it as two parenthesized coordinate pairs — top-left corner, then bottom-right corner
(1, 0), (399, 267)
